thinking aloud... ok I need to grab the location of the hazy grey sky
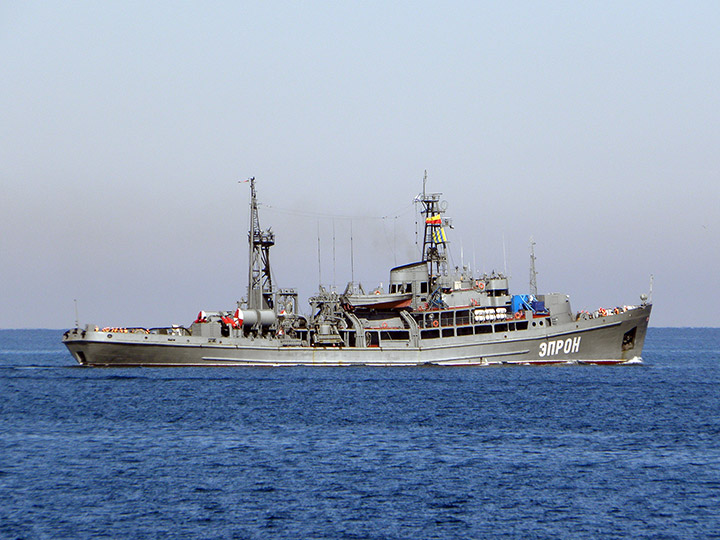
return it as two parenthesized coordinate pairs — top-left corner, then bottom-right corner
(2, 1), (718, 328)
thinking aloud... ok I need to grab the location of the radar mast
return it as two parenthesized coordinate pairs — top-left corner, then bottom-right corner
(418, 171), (450, 280)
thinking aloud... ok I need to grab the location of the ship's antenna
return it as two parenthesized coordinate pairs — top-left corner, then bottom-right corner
(472, 239), (477, 277)
(529, 237), (538, 296)
(317, 221), (322, 288)
(649, 274), (654, 303)
(74, 299), (79, 328)
(416, 170), (427, 257)
(247, 177), (256, 308)
(414, 198), (419, 255)
(350, 219), (355, 285)
(393, 216), (397, 266)
(332, 219), (336, 288)
(502, 233), (508, 276)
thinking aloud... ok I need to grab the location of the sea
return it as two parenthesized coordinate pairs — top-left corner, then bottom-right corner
(1, 328), (718, 540)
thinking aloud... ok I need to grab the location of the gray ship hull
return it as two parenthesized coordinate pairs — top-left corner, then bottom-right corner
(62, 177), (653, 367)
(63, 304), (651, 367)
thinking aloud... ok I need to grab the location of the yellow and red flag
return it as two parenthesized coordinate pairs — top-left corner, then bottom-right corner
(425, 214), (442, 225)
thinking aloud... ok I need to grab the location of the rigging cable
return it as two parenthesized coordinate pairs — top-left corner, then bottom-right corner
(258, 202), (414, 222)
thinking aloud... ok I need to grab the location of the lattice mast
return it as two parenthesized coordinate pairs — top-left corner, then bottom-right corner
(247, 178), (275, 310)
(419, 171), (450, 280)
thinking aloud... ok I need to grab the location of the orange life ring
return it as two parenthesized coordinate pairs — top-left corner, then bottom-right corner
(432, 320), (439, 328)
(381, 322), (388, 329)
(477, 281), (485, 290)
(374, 290), (381, 295)
(514, 311), (522, 319)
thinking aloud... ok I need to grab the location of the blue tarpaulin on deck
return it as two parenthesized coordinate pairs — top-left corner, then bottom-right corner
(511, 295), (534, 313)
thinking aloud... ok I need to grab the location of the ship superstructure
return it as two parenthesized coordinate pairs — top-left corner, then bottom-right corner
(63, 177), (651, 366)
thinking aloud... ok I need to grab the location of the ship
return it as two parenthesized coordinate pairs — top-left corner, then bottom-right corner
(63, 177), (652, 367)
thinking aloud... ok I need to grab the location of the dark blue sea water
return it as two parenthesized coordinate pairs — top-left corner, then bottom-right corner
(1, 329), (719, 539)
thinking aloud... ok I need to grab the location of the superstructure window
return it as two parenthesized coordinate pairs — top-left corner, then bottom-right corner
(366, 331), (379, 347)
(425, 314), (437, 328)
(381, 330), (410, 341)
(440, 312), (454, 327)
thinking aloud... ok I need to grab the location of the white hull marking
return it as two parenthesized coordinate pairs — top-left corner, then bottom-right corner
(539, 336), (581, 358)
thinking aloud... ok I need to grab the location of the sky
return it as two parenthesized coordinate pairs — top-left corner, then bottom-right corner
(1, 1), (718, 329)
